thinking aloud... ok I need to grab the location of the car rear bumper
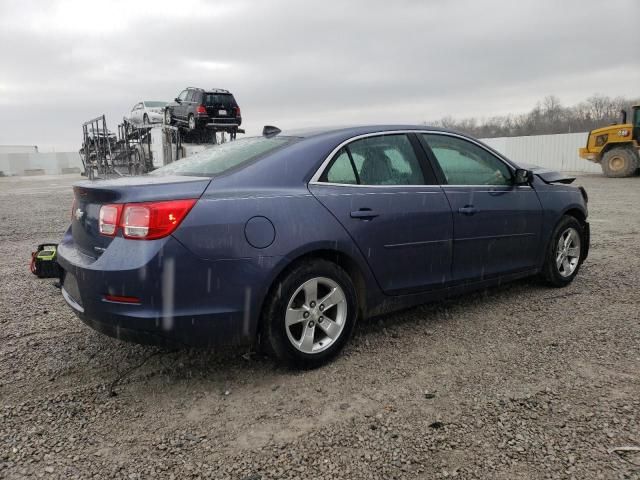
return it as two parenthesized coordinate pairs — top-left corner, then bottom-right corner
(62, 285), (247, 347)
(206, 120), (240, 126)
(57, 228), (280, 347)
(194, 114), (241, 128)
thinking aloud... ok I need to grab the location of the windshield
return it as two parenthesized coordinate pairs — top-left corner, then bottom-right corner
(143, 101), (167, 108)
(151, 136), (293, 177)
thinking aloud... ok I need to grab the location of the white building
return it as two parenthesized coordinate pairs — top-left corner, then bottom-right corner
(0, 145), (81, 176)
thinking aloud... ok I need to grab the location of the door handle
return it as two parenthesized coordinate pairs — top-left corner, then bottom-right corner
(458, 205), (478, 216)
(350, 208), (379, 220)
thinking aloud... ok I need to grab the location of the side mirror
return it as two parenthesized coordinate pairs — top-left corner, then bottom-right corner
(174, 97), (181, 103)
(514, 168), (533, 185)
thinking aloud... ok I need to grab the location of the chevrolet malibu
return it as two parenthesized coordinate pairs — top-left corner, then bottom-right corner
(58, 126), (590, 367)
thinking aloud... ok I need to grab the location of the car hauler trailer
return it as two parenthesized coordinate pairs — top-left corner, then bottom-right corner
(79, 114), (244, 179)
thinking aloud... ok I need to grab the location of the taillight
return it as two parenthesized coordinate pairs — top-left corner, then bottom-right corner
(196, 104), (206, 114)
(71, 198), (77, 221)
(234, 106), (241, 117)
(99, 204), (123, 236)
(99, 199), (196, 239)
(121, 199), (196, 240)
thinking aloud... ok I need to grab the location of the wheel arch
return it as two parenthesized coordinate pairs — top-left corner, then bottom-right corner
(558, 206), (590, 260)
(562, 206), (587, 225)
(600, 141), (635, 156)
(256, 247), (371, 339)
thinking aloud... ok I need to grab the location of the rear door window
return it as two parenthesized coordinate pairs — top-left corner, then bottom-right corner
(324, 148), (358, 184)
(320, 134), (425, 185)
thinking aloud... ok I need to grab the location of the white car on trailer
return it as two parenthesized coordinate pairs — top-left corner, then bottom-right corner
(126, 101), (167, 125)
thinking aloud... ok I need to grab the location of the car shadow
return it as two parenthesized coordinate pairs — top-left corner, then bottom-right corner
(81, 276), (553, 398)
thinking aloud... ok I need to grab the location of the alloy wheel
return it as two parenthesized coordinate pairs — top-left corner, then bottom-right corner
(285, 277), (347, 354)
(556, 227), (581, 277)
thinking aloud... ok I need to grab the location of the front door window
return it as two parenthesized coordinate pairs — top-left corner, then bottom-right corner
(422, 134), (511, 186)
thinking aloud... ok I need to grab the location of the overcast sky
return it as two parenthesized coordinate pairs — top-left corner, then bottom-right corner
(0, 0), (638, 151)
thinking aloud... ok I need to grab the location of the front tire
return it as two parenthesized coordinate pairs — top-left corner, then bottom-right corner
(601, 147), (638, 178)
(542, 215), (585, 287)
(164, 108), (173, 126)
(262, 260), (358, 368)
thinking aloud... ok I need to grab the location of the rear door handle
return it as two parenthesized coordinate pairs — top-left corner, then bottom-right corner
(350, 208), (379, 220)
(458, 205), (478, 216)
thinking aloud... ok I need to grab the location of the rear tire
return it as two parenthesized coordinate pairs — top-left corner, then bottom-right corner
(262, 260), (358, 368)
(542, 215), (585, 287)
(601, 147), (638, 177)
(188, 114), (196, 131)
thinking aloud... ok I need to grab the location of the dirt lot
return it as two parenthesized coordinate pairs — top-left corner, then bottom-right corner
(0, 174), (638, 479)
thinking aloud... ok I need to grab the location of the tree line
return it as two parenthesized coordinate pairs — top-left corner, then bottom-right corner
(431, 94), (639, 138)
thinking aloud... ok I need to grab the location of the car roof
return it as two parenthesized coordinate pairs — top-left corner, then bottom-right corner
(279, 124), (450, 139)
(187, 87), (231, 94)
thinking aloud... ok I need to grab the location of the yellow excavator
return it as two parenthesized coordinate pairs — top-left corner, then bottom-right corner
(579, 105), (640, 177)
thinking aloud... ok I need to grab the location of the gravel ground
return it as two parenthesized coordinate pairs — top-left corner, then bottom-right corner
(0, 174), (639, 479)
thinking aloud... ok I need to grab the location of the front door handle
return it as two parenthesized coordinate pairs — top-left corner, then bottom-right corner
(458, 205), (478, 216)
(350, 208), (379, 220)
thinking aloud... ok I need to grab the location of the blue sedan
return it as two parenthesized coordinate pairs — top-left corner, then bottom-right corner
(58, 126), (590, 367)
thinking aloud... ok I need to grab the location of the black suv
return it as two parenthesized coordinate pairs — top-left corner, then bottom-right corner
(165, 87), (241, 132)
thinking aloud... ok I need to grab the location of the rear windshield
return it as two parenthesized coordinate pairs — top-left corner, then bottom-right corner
(144, 101), (167, 107)
(204, 93), (235, 107)
(151, 137), (293, 177)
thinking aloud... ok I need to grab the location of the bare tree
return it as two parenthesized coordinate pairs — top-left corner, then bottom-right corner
(432, 94), (639, 138)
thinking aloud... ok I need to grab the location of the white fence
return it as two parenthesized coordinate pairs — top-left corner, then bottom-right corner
(480, 132), (601, 174)
(0, 131), (602, 176)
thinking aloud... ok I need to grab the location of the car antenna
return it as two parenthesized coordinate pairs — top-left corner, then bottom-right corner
(262, 125), (281, 138)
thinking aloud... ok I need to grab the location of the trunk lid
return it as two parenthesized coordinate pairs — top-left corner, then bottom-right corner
(71, 175), (210, 258)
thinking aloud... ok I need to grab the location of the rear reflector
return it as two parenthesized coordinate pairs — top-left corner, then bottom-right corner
(98, 199), (197, 240)
(103, 294), (141, 304)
